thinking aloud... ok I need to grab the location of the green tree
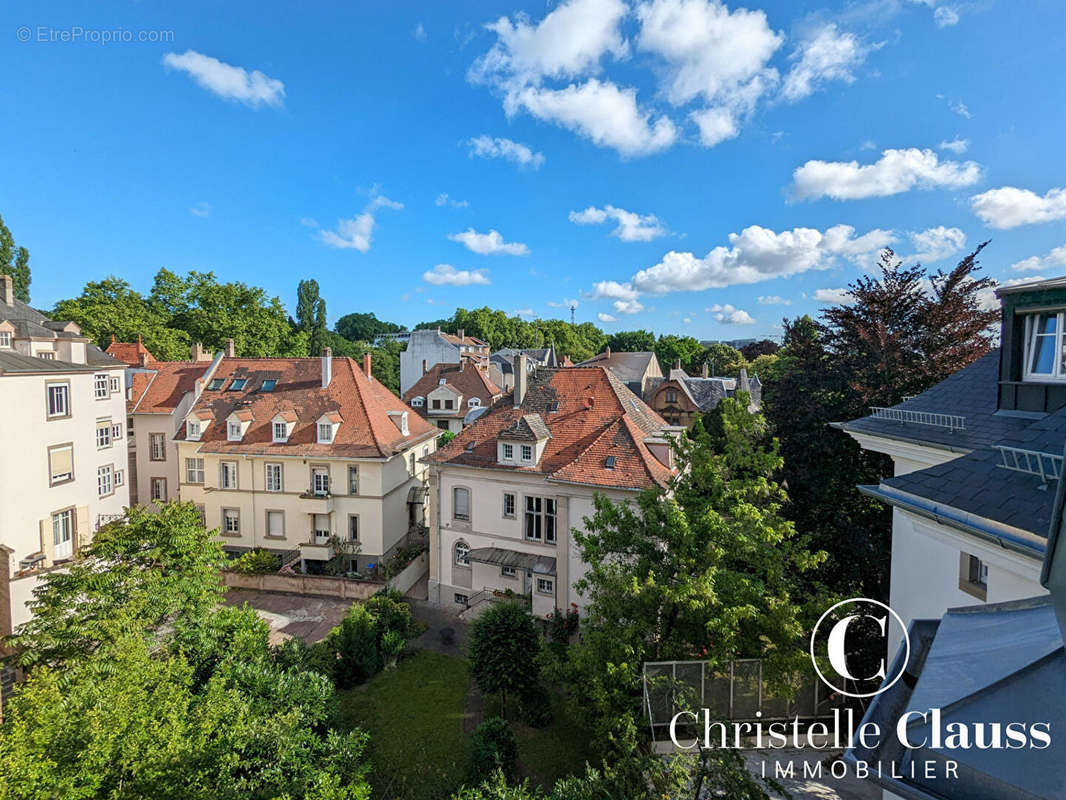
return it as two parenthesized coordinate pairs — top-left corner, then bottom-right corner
(739, 339), (779, 360)
(0, 214), (31, 302)
(606, 329), (656, 353)
(335, 311), (403, 343)
(297, 278), (329, 356)
(699, 341), (746, 376)
(655, 334), (704, 373)
(468, 603), (541, 717)
(469, 718), (519, 782)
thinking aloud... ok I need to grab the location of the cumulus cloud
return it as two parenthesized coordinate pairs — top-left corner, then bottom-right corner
(316, 194), (403, 252)
(613, 298), (645, 314)
(422, 264), (492, 286)
(781, 24), (867, 102)
(708, 303), (756, 324)
(909, 226), (966, 262)
(1011, 245), (1066, 273)
(435, 193), (469, 208)
(933, 6), (960, 27)
(548, 297), (580, 309)
(163, 50), (285, 108)
(690, 107), (740, 147)
(467, 135), (545, 168)
(448, 228), (529, 255)
(971, 186), (1066, 229)
(569, 205), (667, 241)
(628, 224), (894, 295)
(583, 280), (640, 301)
(757, 295), (791, 305)
(597, 312), (619, 322)
(791, 148), (981, 201)
(938, 137), (968, 154)
(814, 287), (852, 304)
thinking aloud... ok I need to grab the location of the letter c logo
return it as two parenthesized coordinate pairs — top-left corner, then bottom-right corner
(811, 598), (909, 699)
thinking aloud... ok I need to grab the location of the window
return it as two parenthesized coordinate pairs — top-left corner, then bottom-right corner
(959, 553), (989, 600)
(454, 593), (469, 606)
(149, 432), (166, 461)
(94, 373), (109, 399)
(313, 514), (330, 543)
(312, 466), (330, 496)
(52, 509), (74, 560)
(115, 469), (124, 486)
(46, 383), (70, 418)
(220, 461), (238, 489)
(501, 565), (516, 578)
(503, 492), (516, 518)
(317, 422), (334, 443)
(468, 397), (481, 408)
(272, 422), (288, 442)
(185, 457), (205, 484)
(111, 422), (123, 441)
(454, 540), (470, 566)
(432, 399), (442, 410)
(223, 508), (240, 534)
(665, 389), (679, 403)
(207, 378), (225, 390)
(265, 462), (283, 492)
(97, 464), (113, 497)
(227, 421), (243, 441)
(48, 444), (74, 484)
(605, 456), (616, 470)
(348, 514), (359, 542)
(39, 351), (55, 360)
(1025, 312), (1066, 379)
(0, 331), (10, 348)
(348, 465), (359, 494)
(521, 444), (533, 462)
(411, 396), (424, 407)
(503, 443), (514, 460)
(187, 419), (201, 440)
(260, 379), (277, 392)
(524, 497), (557, 543)
(266, 510), (284, 538)
(229, 378), (247, 391)
(195, 504), (206, 526)
(109, 376), (120, 393)
(453, 487), (470, 521)
(536, 578), (554, 595)
(150, 477), (167, 502)
(96, 420), (112, 449)
(444, 399), (454, 410)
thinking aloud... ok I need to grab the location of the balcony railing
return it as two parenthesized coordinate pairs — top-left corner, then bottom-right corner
(869, 406), (966, 432)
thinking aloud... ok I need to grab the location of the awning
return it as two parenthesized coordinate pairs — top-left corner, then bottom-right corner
(466, 546), (556, 576)
(407, 486), (427, 504)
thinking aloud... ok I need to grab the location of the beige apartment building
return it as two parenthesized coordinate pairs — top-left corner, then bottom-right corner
(0, 275), (129, 636)
(175, 350), (438, 571)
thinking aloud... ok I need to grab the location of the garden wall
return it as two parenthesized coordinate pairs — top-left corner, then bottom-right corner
(387, 552), (428, 595)
(222, 571), (385, 600)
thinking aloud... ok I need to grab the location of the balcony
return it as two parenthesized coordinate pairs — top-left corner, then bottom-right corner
(297, 490), (334, 512)
(298, 539), (335, 561)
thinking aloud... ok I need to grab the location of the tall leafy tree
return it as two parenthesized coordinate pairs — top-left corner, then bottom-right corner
(699, 342), (746, 376)
(0, 214), (31, 302)
(297, 278), (329, 356)
(468, 603), (541, 718)
(655, 334), (704, 373)
(605, 329), (656, 352)
(335, 311), (403, 343)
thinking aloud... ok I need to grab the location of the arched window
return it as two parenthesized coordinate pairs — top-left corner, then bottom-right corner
(454, 540), (470, 566)
(453, 487), (470, 521)
(468, 397), (481, 408)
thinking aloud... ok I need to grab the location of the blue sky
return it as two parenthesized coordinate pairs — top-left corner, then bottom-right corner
(4, 0), (1066, 340)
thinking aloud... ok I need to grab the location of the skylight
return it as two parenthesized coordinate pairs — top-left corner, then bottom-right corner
(605, 456), (616, 469)
(229, 378), (247, 391)
(207, 378), (225, 390)
(260, 379), (277, 392)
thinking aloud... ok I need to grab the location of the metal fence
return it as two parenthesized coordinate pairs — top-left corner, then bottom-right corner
(869, 406), (966, 432)
(996, 445), (1064, 485)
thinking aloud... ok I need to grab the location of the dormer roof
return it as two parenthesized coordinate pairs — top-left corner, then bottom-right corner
(499, 413), (551, 442)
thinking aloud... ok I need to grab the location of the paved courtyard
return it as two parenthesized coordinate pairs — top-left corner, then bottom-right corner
(224, 588), (358, 644)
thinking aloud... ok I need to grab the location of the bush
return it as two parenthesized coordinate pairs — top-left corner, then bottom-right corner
(230, 548), (281, 575)
(470, 718), (518, 782)
(330, 605), (381, 688)
(546, 605), (579, 644)
(518, 682), (553, 728)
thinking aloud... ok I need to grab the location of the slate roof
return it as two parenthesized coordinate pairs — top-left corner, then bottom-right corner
(429, 366), (675, 491)
(491, 346), (558, 374)
(0, 351), (98, 374)
(129, 361), (213, 414)
(403, 361), (502, 419)
(178, 356), (437, 458)
(576, 350), (659, 386)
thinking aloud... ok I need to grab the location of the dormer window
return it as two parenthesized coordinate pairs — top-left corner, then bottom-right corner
(316, 412), (341, 444)
(225, 410), (252, 441)
(503, 443), (514, 460)
(273, 422), (288, 442)
(318, 422), (334, 443)
(411, 396), (424, 408)
(1024, 312), (1065, 379)
(468, 397), (481, 408)
(0, 331), (10, 348)
(227, 421), (243, 441)
(187, 419), (202, 440)
(521, 444), (533, 462)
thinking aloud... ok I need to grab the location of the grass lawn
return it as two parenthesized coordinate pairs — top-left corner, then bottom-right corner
(337, 650), (471, 800)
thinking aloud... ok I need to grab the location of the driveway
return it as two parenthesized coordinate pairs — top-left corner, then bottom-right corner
(224, 588), (357, 644)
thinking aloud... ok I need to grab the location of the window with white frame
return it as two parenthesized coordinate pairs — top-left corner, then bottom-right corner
(115, 469), (124, 486)
(665, 388), (679, 403)
(317, 422), (334, 443)
(149, 432), (166, 461)
(110, 376), (120, 393)
(185, 457), (204, 484)
(524, 496), (557, 543)
(186, 419), (201, 440)
(411, 396), (424, 407)
(94, 373), (109, 399)
(311, 466), (330, 496)
(454, 540), (470, 566)
(502, 443), (514, 460)
(468, 397), (481, 408)
(454, 593), (468, 605)
(1024, 312), (1066, 379)
(111, 421), (123, 441)
(501, 565), (516, 578)
(220, 461), (238, 489)
(39, 351), (55, 360)
(536, 577), (554, 595)
(96, 420), (112, 449)
(521, 444), (533, 462)
(265, 462), (283, 492)
(227, 421), (243, 441)
(453, 487), (470, 521)
(503, 492), (516, 518)
(0, 331), (10, 348)
(46, 383), (70, 418)
(272, 421), (288, 442)
(223, 508), (240, 534)
(97, 464), (113, 497)
(52, 509), (74, 559)
(150, 477), (167, 502)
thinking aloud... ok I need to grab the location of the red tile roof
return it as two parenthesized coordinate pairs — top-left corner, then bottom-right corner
(179, 356), (436, 458)
(430, 366), (674, 490)
(129, 361), (213, 414)
(106, 338), (155, 367)
(403, 361), (503, 419)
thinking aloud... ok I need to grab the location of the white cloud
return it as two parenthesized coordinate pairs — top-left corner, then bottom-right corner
(515, 308), (536, 317)
(977, 275), (1046, 310)
(548, 297), (580, 309)
(909, 226), (966, 262)
(629, 224), (894, 294)
(584, 280), (640, 301)
(316, 194), (403, 252)
(569, 205), (667, 241)
(948, 99), (972, 118)
(971, 186), (1066, 229)
(708, 303), (756, 324)
(791, 148), (981, 201)
(689, 107), (740, 147)
(1011, 245), (1066, 273)
(508, 79), (677, 157)
(814, 287), (852, 303)
(933, 6), (960, 27)
(613, 298), (645, 314)
(435, 193), (469, 208)
(781, 24), (867, 102)
(597, 312), (619, 323)
(423, 264), (492, 286)
(938, 137), (968, 154)
(162, 50), (285, 108)
(467, 135), (545, 168)
(413, 23), (427, 41)
(757, 295), (791, 305)
(190, 201), (210, 218)
(448, 228), (529, 255)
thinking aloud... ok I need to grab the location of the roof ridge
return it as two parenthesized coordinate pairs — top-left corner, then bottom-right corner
(344, 357), (391, 457)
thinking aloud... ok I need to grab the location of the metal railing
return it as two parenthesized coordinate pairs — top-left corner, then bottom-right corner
(996, 445), (1064, 486)
(95, 513), (125, 531)
(870, 406), (966, 432)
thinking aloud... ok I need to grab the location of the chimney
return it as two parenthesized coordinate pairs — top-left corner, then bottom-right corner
(0, 275), (13, 305)
(674, 358), (682, 370)
(224, 338), (235, 358)
(191, 342), (205, 362)
(701, 362), (709, 379)
(322, 347), (333, 389)
(605, 345), (611, 358)
(137, 333), (143, 345)
(139, 352), (150, 368)
(110, 334), (116, 344)
(514, 353), (528, 407)
(458, 328), (465, 343)
(738, 366), (751, 394)
(362, 351), (372, 382)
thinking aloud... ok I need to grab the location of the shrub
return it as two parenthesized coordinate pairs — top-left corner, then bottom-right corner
(230, 548), (281, 575)
(469, 718), (518, 782)
(546, 605), (579, 644)
(330, 605), (381, 688)
(518, 682), (553, 728)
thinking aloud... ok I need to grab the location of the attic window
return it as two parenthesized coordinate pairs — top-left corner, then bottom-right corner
(465, 440), (476, 452)
(229, 378), (247, 391)
(318, 422), (334, 444)
(1024, 312), (1066, 379)
(605, 456), (616, 469)
(411, 396), (424, 408)
(439, 378), (447, 385)
(186, 419), (202, 440)
(227, 421), (242, 441)
(549, 401), (559, 413)
(207, 378), (225, 390)
(468, 397), (481, 408)
(260, 379), (277, 392)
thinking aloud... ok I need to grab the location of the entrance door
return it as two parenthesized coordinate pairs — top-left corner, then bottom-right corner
(313, 514), (330, 544)
(53, 510), (73, 560)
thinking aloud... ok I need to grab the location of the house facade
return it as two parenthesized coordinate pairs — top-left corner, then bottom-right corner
(646, 363), (762, 428)
(399, 327), (490, 396)
(403, 360), (504, 432)
(0, 275), (129, 636)
(175, 350), (438, 572)
(575, 348), (663, 399)
(427, 356), (677, 617)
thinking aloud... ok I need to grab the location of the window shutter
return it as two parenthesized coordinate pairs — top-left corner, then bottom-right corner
(75, 506), (89, 549)
(40, 518), (53, 563)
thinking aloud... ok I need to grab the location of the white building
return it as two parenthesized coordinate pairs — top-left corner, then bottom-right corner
(399, 327), (490, 396)
(0, 275), (129, 636)
(403, 359), (504, 433)
(426, 355), (677, 617)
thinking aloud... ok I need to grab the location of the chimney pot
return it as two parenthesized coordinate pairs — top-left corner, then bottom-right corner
(0, 275), (13, 305)
(675, 358), (682, 370)
(605, 346), (611, 358)
(701, 362), (709, 378)
(458, 328), (465, 343)
(110, 334), (116, 344)
(224, 338), (236, 358)
(322, 347), (333, 389)
(362, 351), (372, 381)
